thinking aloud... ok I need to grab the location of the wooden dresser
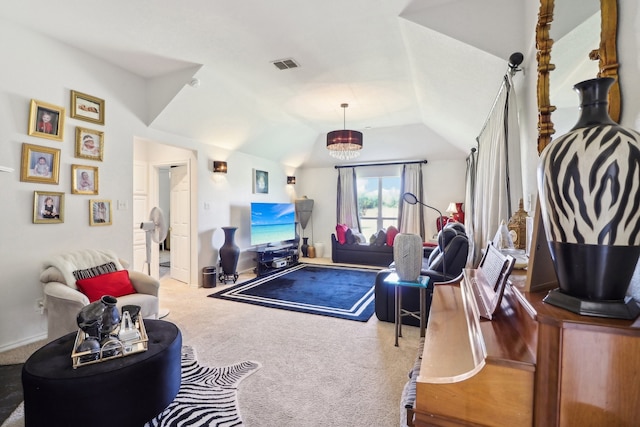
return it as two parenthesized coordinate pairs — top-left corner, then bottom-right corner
(413, 272), (640, 427)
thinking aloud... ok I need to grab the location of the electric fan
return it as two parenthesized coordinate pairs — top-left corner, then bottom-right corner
(140, 207), (168, 275)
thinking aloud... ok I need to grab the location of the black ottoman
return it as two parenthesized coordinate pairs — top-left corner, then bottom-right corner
(22, 319), (182, 427)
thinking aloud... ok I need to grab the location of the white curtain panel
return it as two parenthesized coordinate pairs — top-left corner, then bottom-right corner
(465, 149), (478, 265)
(336, 167), (360, 229)
(399, 163), (425, 239)
(470, 73), (522, 265)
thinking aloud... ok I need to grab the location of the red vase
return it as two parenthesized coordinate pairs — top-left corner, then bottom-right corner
(453, 203), (464, 223)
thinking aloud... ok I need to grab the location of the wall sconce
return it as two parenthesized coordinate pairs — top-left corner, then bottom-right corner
(212, 161), (227, 174)
(287, 176), (296, 185)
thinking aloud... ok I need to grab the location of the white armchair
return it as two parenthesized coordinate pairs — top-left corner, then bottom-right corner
(40, 249), (160, 340)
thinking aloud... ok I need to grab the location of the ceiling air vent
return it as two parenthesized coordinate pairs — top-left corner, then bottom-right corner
(272, 58), (299, 70)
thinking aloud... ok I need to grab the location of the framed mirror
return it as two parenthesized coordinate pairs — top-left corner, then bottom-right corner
(536, 0), (620, 153)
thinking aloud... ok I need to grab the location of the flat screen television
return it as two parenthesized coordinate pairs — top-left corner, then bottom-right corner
(250, 202), (296, 246)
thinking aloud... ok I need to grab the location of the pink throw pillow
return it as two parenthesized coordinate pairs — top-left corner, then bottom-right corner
(76, 270), (137, 303)
(336, 224), (349, 244)
(386, 225), (399, 246)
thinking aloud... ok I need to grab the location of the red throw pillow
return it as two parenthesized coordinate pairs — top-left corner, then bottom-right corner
(336, 224), (349, 244)
(76, 270), (137, 303)
(386, 225), (399, 246)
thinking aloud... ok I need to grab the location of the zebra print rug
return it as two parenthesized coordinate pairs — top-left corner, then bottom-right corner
(145, 346), (261, 427)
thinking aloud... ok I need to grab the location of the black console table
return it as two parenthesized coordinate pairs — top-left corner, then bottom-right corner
(253, 244), (298, 276)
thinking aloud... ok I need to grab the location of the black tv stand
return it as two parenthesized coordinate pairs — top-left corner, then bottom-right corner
(253, 244), (298, 277)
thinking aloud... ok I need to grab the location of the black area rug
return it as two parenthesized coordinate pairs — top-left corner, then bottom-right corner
(209, 263), (378, 321)
(0, 364), (23, 425)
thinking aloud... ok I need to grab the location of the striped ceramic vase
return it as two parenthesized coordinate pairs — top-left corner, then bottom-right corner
(538, 77), (640, 304)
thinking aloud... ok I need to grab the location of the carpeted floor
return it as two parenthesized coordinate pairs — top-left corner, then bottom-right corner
(209, 263), (378, 321)
(0, 365), (22, 426)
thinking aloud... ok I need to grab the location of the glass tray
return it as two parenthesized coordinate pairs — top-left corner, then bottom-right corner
(71, 317), (148, 369)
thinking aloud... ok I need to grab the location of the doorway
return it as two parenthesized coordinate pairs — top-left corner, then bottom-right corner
(133, 137), (196, 285)
(156, 163), (190, 284)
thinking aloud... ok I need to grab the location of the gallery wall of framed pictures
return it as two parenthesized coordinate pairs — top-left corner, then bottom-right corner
(21, 90), (109, 225)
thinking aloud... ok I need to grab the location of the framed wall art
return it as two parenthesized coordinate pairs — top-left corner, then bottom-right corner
(20, 143), (61, 184)
(89, 199), (112, 226)
(253, 169), (269, 194)
(33, 191), (64, 224)
(28, 99), (65, 141)
(75, 127), (104, 161)
(70, 90), (105, 125)
(71, 164), (99, 195)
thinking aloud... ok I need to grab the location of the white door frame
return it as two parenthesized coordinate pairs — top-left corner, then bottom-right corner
(151, 158), (198, 286)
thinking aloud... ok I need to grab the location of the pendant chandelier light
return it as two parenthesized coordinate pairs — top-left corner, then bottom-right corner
(326, 103), (363, 160)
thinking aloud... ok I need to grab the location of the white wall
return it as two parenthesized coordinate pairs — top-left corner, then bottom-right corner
(0, 19), (154, 348)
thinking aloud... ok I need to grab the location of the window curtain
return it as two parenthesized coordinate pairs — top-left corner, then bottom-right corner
(336, 167), (360, 229)
(469, 73), (522, 265)
(398, 163), (425, 239)
(464, 148), (478, 265)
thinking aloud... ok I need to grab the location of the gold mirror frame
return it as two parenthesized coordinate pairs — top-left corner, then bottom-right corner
(536, 0), (620, 154)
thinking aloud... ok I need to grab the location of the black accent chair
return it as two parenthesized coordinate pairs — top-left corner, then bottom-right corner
(374, 223), (470, 326)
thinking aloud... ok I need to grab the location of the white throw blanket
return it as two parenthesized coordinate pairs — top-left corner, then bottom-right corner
(40, 249), (124, 290)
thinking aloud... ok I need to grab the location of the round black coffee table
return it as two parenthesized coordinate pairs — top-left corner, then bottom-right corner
(22, 319), (182, 427)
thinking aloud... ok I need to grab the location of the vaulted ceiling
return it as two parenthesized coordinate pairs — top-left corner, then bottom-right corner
(1, 0), (528, 168)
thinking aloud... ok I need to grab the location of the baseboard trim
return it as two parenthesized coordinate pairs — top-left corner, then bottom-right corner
(0, 332), (47, 354)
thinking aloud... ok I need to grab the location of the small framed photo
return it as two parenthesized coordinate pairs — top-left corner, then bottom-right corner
(33, 191), (64, 224)
(75, 127), (104, 161)
(21, 143), (61, 184)
(89, 199), (112, 226)
(71, 164), (99, 195)
(253, 169), (269, 194)
(28, 99), (65, 141)
(70, 90), (105, 125)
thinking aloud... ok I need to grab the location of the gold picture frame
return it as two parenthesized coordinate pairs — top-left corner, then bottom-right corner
(21, 143), (61, 184)
(75, 127), (104, 161)
(28, 99), (65, 141)
(33, 191), (64, 224)
(89, 199), (112, 226)
(70, 90), (105, 125)
(71, 164), (99, 195)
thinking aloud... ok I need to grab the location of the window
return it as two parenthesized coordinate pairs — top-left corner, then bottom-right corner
(357, 176), (400, 239)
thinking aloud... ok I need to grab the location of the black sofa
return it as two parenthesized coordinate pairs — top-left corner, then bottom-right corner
(374, 223), (469, 326)
(331, 233), (394, 267)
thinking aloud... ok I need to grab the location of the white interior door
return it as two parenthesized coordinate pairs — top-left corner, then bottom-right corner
(170, 165), (190, 283)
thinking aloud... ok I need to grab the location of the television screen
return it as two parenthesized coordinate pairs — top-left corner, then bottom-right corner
(250, 202), (296, 246)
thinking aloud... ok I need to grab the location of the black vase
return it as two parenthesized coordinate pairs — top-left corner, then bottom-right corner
(301, 237), (309, 257)
(219, 226), (240, 283)
(77, 295), (121, 340)
(99, 295), (121, 338)
(538, 77), (640, 319)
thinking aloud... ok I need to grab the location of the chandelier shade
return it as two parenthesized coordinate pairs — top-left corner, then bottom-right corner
(327, 103), (363, 160)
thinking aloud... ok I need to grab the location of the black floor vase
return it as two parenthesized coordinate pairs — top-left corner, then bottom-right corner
(219, 227), (240, 283)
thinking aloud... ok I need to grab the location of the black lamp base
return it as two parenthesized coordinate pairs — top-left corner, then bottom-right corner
(543, 288), (640, 320)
